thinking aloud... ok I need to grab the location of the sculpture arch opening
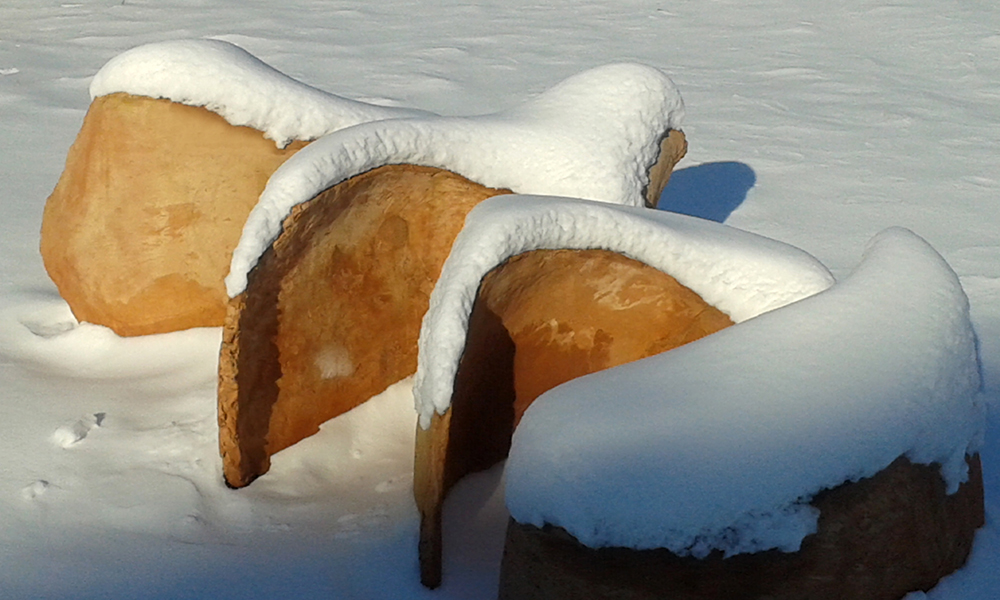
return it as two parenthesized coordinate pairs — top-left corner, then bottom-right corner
(414, 247), (734, 587)
(217, 130), (688, 490)
(218, 164), (510, 488)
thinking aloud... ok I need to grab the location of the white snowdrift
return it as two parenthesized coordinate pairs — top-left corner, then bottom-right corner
(0, 300), (220, 389)
(503, 226), (984, 557)
(412, 195), (835, 428)
(224, 63), (685, 296)
(89, 39), (430, 148)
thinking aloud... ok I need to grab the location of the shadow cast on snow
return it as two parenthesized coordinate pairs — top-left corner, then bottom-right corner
(657, 161), (756, 223)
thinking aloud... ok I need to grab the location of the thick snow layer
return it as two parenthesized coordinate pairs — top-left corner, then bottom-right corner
(224, 63), (684, 296)
(3, 1), (1000, 598)
(89, 39), (430, 148)
(505, 227), (985, 556)
(412, 195), (834, 428)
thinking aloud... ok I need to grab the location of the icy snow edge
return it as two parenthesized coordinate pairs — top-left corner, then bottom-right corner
(504, 226), (984, 557)
(224, 63), (685, 296)
(89, 39), (429, 148)
(412, 195), (836, 429)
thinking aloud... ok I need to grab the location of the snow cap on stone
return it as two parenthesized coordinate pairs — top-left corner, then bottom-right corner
(412, 195), (835, 429)
(90, 39), (428, 148)
(224, 63), (685, 296)
(503, 226), (983, 558)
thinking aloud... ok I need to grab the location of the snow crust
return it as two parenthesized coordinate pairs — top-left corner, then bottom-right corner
(412, 195), (835, 428)
(504, 227), (985, 556)
(224, 63), (684, 296)
(89, 39), (430, 148)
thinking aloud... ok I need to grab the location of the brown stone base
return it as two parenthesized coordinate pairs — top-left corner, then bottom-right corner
(498, 455), (985, 600)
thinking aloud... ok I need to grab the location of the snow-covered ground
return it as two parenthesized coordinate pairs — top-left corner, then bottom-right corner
(1, 1), (998, 598)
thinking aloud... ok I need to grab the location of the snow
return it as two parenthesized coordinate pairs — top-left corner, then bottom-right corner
(413, 194), (834, 427)
(1, 1), (999, 598)
(224, 62), (683, 296)
(90, 39), (430, 148)
(505, 226), (984, 555)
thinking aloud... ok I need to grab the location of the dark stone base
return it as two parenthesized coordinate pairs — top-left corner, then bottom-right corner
(499, 455), (984, 600)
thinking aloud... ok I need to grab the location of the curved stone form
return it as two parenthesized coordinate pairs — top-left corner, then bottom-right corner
(409, 198), (984, 593)
(414, 248), (734, 588)
(42, 46), (687, 339)
(41, 93), (308, 336)
(217, 128), (687, 487)
(489, 226), (985, 599)
(223, 64), (688, 297)
(410, 197), (836, 588)
(502, 229), (983, 554)
(498, 455), (984, 600)
(218, 165), (507, 488)
(216, 67), (690, 488)
(41, 39), (427, 337)
(411, 197), (835, 429)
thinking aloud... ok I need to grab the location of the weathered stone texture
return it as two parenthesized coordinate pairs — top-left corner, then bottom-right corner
(498, 455), (985, 600)
(41, 93), (307, 336)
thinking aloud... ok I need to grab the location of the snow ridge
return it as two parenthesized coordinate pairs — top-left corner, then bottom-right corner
(224, 63), (685, 296)
(89, 39), (429, 148)
(504, 226), (984, 556)
(412, 195), (835, 428)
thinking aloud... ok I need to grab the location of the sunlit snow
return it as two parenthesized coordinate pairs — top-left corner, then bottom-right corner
(414, 194), (834, 427)
(91, 39), (430, 148)
(1, 2), (998, 599)
(505, 226), (983, 556)
(225, 61), (683, 295)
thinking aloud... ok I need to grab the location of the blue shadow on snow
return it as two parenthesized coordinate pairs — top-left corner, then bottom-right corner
(656, 161), (756, 223)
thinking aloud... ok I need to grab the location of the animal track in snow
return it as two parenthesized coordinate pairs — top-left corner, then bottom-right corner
(334, 507), (391, 539)
(374, 475), (411, 493)
(21, 480), (49, 500)
(18, 308), (77, 338)
(52, 412), (106, 448)
(334, 513), (361, 539)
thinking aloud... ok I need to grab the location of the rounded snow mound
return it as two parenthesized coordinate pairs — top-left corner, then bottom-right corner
(504, 225), (984, 557)
(412, 195), (836, 428)
(90, 39), (429, 148)
(224, 64), (685, 296)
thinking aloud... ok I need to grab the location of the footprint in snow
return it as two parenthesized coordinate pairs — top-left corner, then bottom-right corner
(335, 507), (390, 538)
(52, 412), (106, 448)
(21, 480), (49, 501)
(19, 310), (77, 338)
(335, 513), (361, 539)
(375, 475), (411, 493)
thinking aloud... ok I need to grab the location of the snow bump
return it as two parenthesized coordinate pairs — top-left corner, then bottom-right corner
(412, 195), (836, 428)
(224, 63), (685, 296)
(503, 226), (984, 557)
(89, 39), (429, 148)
